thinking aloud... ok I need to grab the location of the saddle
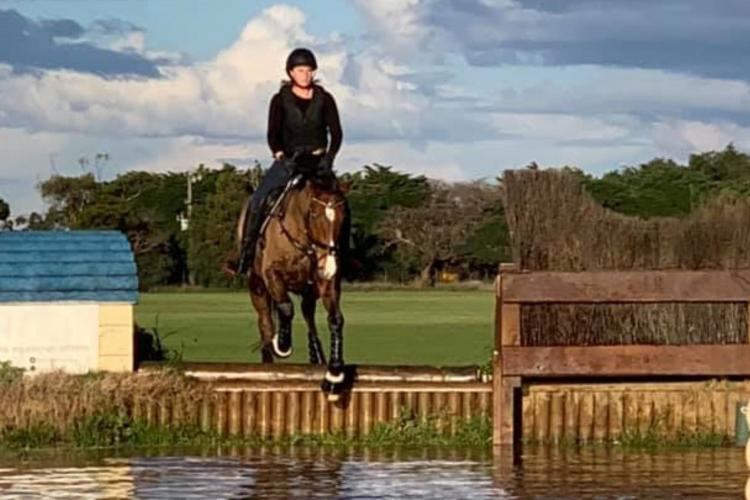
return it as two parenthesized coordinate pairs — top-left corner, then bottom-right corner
(236, 172), (304, 254)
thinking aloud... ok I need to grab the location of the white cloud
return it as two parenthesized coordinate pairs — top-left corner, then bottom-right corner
(2, 3), (750, 217)
(0, 4), (435, 142)
(652, 120), (750, 157)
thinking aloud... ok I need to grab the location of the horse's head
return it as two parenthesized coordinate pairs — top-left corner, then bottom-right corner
(302, 170), (351, 279)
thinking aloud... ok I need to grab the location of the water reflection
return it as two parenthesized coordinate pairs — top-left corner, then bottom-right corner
(0, 445), (746, 499)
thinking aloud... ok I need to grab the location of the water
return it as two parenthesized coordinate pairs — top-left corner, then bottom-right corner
(0, 446), (746, 499)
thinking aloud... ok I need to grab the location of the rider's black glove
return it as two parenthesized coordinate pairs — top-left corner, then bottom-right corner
(318, 153), (334, 173)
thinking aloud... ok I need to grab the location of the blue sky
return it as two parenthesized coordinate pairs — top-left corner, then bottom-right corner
(1, 1), (749, 215)
(2, 0), (364, 60)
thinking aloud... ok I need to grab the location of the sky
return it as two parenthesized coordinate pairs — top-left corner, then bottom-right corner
(1, 0), (750, 215)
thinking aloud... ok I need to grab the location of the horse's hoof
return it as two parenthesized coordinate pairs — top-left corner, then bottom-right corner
(325, 369), (344, 384)
(272, 334), (292, 358)
(321, 379), (331, 393)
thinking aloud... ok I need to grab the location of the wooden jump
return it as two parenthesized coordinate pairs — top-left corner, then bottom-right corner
(136, 362), (492, 439)
(493, 264), (750, 450)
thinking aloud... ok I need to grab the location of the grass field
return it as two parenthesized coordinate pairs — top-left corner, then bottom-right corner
(135, 290), (495, 366)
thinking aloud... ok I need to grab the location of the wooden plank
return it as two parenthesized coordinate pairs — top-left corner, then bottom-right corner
(0, 262), (136, 278)
(579, 392), (594, 442)
(623, 392), (638, 437)
(139, 362), (482, 383)
(555, 393), (570, 444)
(212, 381), (491, 392)
(500, 304), (520, 347)
(521, 390), (535, 443)
(593, 392), (609, 441)
(502, 345), (750, 377)
(495, 264), (521, 450)
(492, 353), (503, 446)
(494, 274), (503, 349)
(535, 391), (549, 443)
(609, 391), (624, 440)
(499, 376), (520, 446)
(496, 263), (519, 345)
(563, 391), (578, 443)
(502, 270), (750, 303)
(0, 275), (138, 292)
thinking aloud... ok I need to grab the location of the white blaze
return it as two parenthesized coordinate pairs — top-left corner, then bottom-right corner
(320, 254), (338, 280)
(318, 202), (338, 280)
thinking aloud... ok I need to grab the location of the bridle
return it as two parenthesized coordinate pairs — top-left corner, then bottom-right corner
(275, 191), (346, 280)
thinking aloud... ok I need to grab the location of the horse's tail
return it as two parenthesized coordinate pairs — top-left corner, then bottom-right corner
(221, 193), (254, 277)
(236, 195), (253, 255)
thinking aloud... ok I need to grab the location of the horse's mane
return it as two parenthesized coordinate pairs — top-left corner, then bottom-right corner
(306, 169), (340, 193)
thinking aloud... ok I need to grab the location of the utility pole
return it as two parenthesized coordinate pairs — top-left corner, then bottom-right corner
(177, 166), (203, 286)
(178, 166), (203, 232)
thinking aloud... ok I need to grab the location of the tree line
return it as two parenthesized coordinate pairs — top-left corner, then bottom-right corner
(1, 144), (748, 289)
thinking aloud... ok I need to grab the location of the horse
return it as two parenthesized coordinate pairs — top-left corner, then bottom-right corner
(236, 167), (350, 401)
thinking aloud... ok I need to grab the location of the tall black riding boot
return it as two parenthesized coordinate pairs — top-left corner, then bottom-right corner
(236, 205), (266, 275)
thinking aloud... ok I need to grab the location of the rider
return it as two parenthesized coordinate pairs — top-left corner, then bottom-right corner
(236, 47), (348, 275)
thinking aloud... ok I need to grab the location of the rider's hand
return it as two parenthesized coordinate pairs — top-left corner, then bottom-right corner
(318, 153), (334, 172)
(274, 151), (285, 161)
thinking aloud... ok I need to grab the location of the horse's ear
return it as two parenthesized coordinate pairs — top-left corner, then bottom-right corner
(338, 180), (352, 194)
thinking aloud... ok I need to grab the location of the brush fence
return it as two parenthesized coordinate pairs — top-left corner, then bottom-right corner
(493, 263), (750, 450)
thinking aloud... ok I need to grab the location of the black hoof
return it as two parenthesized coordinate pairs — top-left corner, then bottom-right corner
(320, 378), (344, 403)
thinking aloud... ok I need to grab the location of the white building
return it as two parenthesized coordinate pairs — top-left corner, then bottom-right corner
(0, 230), (138, 373)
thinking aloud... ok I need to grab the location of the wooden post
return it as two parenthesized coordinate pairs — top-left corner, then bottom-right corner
(493, 263), (521, 450)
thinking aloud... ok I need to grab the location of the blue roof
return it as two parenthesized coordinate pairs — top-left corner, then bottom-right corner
(0, 230), (139, 303)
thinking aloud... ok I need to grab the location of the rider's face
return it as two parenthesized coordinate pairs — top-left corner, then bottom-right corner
(289, 66), (314, 87)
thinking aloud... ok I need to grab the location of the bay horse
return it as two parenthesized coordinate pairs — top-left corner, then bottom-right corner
(236, 167), (350, 401)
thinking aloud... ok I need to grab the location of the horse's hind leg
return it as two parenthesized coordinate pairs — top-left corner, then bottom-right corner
(302, 286), (326, 365)
(249, 274), (275, 363)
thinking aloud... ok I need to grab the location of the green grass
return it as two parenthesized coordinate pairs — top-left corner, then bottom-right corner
(135, 290), (494, 366)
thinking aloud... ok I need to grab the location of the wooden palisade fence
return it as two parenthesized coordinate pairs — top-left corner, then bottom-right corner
(138, 363), (492, 439)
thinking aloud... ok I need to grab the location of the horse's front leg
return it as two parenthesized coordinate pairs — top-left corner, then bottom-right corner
(320, 282), (345, 400)
(267, 273), (294, 358)
(302, 286), (326, 365)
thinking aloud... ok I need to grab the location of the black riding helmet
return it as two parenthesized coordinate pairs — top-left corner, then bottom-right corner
(286, 48), (317, 72)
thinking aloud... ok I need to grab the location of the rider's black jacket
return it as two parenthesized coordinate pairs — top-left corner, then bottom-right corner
(266, 83), (342, 159)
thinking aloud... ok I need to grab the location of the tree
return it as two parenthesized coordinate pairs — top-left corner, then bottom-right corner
(38, 173), (99, 228)
(688, 143), (750, 184)
(187, 163), (262, 287)
(579, 144), (750, 220)
(581, 158), (709, 218)
(377, 180), (501, 286)
(0, 197), (10, 230)
(459, 206), (512, 278)
(341, 164), (431, 279)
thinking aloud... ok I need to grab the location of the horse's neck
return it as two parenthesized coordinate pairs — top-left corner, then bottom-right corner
(280, 185), (311, 232)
